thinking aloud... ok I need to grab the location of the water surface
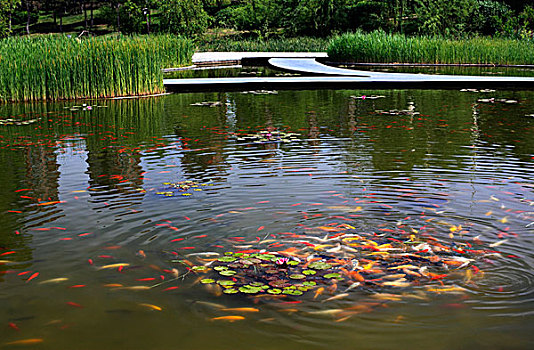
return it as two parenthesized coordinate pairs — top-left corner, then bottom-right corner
(0, 89), (533, 349)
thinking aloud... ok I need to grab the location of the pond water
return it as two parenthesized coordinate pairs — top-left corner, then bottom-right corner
(0, 89), (533, 350)
(335, 64), (534, 77)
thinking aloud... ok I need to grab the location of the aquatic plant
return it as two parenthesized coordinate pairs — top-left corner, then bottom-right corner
(0, 35), (194, 102)
(197, 36), (330, 52)
(328, 31), (534, 65)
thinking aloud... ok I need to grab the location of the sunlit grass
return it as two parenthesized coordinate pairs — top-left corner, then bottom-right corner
(197, 36), (330, 52)
(328, 31), (534, 65)
(0, 35), (194, 102)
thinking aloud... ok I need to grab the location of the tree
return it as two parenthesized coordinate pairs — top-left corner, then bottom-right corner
(414, 0), (477, 35)
(159, 0), (210, 36)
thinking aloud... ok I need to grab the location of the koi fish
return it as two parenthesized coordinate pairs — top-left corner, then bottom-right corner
(139, 303), (162, 311)
(308, 309), (344, 315)
(4, 339), (44, 345)
(194, 301), (226, 309)
(314, 287), (325, 299)
(26, 272), (39, 283)
(323, 293), (349, 303)
(211, 316), (245, 322)
(39, 278), (69, 284)
(118, 286), (151, 291)
(221, 308), (259, 312)
(98, 263), (130, 270)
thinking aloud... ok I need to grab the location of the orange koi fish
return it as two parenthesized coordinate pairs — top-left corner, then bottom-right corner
(211, 316), (245, 322)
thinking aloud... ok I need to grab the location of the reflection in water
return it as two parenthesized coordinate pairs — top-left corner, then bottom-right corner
(0, 90), (533, 350)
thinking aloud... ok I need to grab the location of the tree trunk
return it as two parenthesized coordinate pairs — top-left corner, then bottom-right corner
(25, 0), (30, 35)
(146, 9), (150, 34)
(83, 2), (88, 29)
(90, 2), (94, 29)
(116, 4), (121, 31)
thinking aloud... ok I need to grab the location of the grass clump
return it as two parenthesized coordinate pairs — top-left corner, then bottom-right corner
(328, 31), (534, 65)
(197, 36), (330, 52)
(0, 35), (194, 102)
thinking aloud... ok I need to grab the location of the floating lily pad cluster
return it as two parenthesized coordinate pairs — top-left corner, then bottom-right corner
(0, 117), (40, 126)
(198, 252), (341, 296)
(241, 90), (278, 95)
(351, 95), (386, 100)
(190, 101), (224, 107)
(64, 103), (106, 111)
(477, 98), (518, 104)
(235, 130), (300, 144)
(156, 180), (212, 197)
(460, 88), (495, 93)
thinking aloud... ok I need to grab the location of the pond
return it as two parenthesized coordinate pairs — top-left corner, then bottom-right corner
(0, 89), (533, 349)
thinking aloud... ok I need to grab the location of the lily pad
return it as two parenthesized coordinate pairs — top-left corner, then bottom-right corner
(192, 266), (208, 271)
(308, 261), (332, 270)
(214, 266), (228, 271)
(239, 285), (263, 294)
(217, 280), (235, 286)
(289, 274), (306, 280)
(218, 256), (237, 263)
(302, 270), (316, 275)
(302, 281), (317, 286)
(200, 279), (215, 284)
(267, 288), (282, 294)
(223, 288), (239, 294)
(219, 270), (237, 276)
(282, 289), (303, 296)
(323, 273), (342, 279)
(288, 260), (299, 266)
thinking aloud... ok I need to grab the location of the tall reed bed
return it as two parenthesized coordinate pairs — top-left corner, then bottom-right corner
(0, 35), (194, 102)
(197, 36), (330, 52)
(328, 31), (534, 65)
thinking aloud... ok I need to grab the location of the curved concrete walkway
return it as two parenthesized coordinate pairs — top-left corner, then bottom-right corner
(164, 53), (534, 91)
(268, 58), (534, 83)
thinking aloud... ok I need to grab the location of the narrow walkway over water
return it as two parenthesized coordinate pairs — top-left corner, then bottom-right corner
(164, 53), (534, 91)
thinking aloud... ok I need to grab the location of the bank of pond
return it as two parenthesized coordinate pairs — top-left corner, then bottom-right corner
(1, 32), (533, 102)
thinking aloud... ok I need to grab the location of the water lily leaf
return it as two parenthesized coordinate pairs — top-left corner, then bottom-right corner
(218, 256), (237, 262)
(192, 266), (208, 271)
(267, 288), (282, 294)
(287, 260), (299, 266)
(308, 262), (332, 270)
(249, 282), (265, 287)
(239, 285), (262, 294)
(282, 289), (303, 296)
(223, 288), (239, 294)
(302, 281), (317, 286)
(289, 274), (306, 280)
(217, 280), (235, 286)
(323, 273), (342, 279)
(214, 266), (228, 271)
(297, 286), (310, 291)
(200, 279), (215, 284)
(257, 254), (276, 261)
(302, 270), (316, 275)
(268, 279), (290, 288)
(219, 270), (236, 276)
(265, 269), (278, 274)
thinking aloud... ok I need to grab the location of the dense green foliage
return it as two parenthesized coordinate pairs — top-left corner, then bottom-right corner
(197, 35), (330, 52)
(327, 31), (534, 64)
(2, 1), (533, 38)
(0, 35), (193, 102)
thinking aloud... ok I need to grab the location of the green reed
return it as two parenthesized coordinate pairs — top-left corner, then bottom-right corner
(0, 35), (194, 102)
(328, 31), (534, 65)
(197, 36), (330, 52)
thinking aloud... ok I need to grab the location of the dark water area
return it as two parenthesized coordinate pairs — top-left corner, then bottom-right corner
(0, 89), (533, 349)
(164, 66), (301, 79)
